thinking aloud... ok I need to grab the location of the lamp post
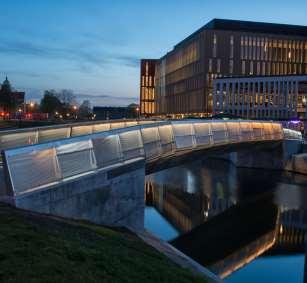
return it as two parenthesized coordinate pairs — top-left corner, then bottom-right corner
(18, 108), (22, 127)
(72, 105), (77, 119)
(136, 107), (140, 119)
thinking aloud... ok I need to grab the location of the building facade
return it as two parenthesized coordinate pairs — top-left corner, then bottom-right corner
(212, 75), (307, 119)
(153, 19), (307, 117)
(140, 59), (157, 116)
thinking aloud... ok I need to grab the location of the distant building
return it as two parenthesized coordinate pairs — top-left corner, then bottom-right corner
(0, 77), (25, 113)
(213, 75), (307, 119)
(140, 59), (157, 116)
(93, 106), (137, 120)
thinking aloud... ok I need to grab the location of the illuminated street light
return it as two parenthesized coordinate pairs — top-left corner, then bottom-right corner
(135, 106), (140, 119)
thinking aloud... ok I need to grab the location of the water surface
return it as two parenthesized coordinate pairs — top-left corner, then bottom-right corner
(144, 158), (307, 282)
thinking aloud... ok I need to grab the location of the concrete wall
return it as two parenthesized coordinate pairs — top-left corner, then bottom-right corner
(13, 159), (145, 230)
(211, 140), (304, 173)
(285, 154), (307, 174)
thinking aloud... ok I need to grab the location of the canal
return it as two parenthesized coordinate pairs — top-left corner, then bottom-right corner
(144, 158), (307, 283)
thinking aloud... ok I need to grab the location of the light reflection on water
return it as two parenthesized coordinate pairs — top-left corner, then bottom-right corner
(144, 158), (307, 282)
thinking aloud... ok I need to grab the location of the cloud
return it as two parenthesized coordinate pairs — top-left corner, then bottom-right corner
(0, 38), (140, 72)
(0, 69), (60, 80)
(0, 39), (107, 67)
(114, 55), (140, 68)
(81, 32), (129, 47)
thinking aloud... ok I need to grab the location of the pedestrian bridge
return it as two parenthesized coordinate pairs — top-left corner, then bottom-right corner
(0, 120), (302, 229)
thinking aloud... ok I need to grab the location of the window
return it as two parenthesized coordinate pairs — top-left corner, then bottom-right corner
(208, 58), (213, 72)
(249, 37), (252, 59)
(252, 37), (256, 60)
(213, 34), (217, 57)
(229, 60), (233, 74)
(242, 61), (246, 74)
(250, 61), (254, 75)
(217, 59), (221, 73)
(240, 36), (244, 59)
(257, 62), (260, 75)
(230, 35), (234, 59)
(262, 62), (266, 75)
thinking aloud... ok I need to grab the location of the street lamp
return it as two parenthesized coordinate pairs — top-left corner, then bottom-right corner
(29, 102), (34, 113)
(17, 108), (22, 127)
(72, 105), (77, 119)
(135, 107), (140, 119)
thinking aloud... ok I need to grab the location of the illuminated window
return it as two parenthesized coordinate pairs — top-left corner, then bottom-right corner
(248, 37), (252, 59)
(257, 62), (260, 75)
(229, 60), (233, 74)
(217, 59), (221, 73)
(230, 35), (234, 59)
(242, 61), (246, 74)
(250, 61), (254, 75)
(240, 36), (244, 59)
(256, 38), (260, 60)
(252, 37), (256, 60)
(213, 34), (217, 57)
(262, 62), (266, 75)
(208, 58), (212, 72)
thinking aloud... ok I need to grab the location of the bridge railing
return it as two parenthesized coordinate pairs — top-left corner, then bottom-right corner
(2, 120), (299, 197)
(283, 128), (303, 140)
(0, 119), (157, 154)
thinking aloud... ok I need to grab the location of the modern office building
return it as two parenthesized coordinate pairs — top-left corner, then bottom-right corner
(152, 19), (307, 117)
(140, 59), (157, 116)
(212, 75), (307, 119)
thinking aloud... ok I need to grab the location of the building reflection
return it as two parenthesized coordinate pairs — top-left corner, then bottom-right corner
(145, 159), (237, 233)
(145, 159), (307, 279)
(170, 195), (280, 279)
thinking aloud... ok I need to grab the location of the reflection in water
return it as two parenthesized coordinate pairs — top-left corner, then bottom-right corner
(144, 159), (307, 282)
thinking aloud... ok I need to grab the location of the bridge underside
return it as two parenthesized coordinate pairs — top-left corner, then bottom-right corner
(146, 140), (298, 175)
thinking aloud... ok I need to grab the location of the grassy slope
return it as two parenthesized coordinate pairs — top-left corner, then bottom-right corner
(0, 204), (206, 283)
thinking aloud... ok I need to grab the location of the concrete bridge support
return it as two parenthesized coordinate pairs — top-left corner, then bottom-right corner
(211, 140), (304, 173)
(12, 160), (145, 230)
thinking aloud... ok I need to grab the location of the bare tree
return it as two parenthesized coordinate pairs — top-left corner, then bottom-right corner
(55, 89), (77, 106)
(78, 100), (92, 119)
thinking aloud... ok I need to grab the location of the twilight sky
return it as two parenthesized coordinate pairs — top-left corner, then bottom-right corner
(1, 0), (307, 106)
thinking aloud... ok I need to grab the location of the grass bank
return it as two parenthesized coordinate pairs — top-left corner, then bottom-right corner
(0, 203), (206, 283)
